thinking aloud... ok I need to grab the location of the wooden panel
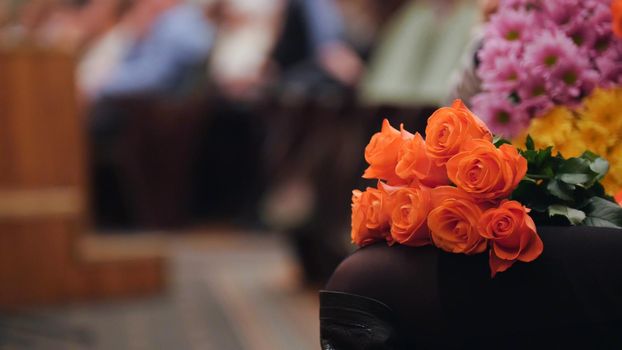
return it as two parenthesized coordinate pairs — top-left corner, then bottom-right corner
(0, 217), (165, 306)
(0, 47), (165, 308)
(0, 218), (79, 305)
(0, 188), (82, 219)
(0, 48), (86, 189)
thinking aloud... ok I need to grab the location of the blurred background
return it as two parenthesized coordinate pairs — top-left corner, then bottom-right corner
(0, 0), (484, 348)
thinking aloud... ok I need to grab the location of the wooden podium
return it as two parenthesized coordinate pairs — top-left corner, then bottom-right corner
(0, 47), (165, 307)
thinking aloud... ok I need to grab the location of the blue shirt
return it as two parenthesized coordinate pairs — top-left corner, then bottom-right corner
(100, 4), (214, 98)
(299, 0), (345, 53)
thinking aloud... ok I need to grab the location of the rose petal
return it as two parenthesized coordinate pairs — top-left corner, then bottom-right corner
(489, 249), (516, 278)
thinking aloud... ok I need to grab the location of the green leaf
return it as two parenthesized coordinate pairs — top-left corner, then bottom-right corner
(588, 182), (606, 198)
(547, 180), (574, 201)
(580, 150), (599, 162)
(582, 217), (622, 228)
(512, 141), (614, 228)
(558, 173), (592, 185)
(547, 205), (586, 225)
(493, 135), (511, 148)
(525, 135), (535, 151)
(582, 197), (622, 228)
(522, 176), (538, 183)
(535, 147), (553, 167)
(542, 166), (555, 179)
(588, 157), (609, 180)
(555, 155), (605, 189)
(511, 180), (550, 212)
(558, 157), (592, 175)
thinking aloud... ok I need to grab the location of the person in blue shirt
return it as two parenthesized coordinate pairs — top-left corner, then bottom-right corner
(97, 0), (214, 99)
(273, 0), (362, 88)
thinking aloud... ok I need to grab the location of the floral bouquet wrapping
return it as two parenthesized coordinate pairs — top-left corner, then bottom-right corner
(351, 100), (622, 277)
(472, 0), (622, 196)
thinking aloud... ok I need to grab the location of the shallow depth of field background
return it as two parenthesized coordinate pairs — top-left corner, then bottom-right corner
(0, 0), (482, 348)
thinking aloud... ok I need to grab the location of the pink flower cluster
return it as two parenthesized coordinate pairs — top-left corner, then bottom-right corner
(473, 0), (622, 137)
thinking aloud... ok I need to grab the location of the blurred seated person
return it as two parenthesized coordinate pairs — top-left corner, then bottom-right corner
(211, 0), (363, 101)
(208, 0), (285, 101)
(0, 0), (118, 52)
(83, 0), (215, 102)
(36, 0), (91, 51)
(273, 0), (364, 94)
(83, 0), (216, 228)
(76, 0), (135, 100)
(0, 0), (58, 45)
(360, 0), (480, 107)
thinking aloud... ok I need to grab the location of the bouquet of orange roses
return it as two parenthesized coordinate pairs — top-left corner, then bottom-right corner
(351, 100), (622, 276)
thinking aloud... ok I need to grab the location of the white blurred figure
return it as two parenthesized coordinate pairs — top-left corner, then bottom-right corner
(77, 0), (134, 100)
(210, 0), (363, 101)
(209, 0), (286, 100)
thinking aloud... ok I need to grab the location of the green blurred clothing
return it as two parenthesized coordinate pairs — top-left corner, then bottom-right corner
(360, 0), (479, 106)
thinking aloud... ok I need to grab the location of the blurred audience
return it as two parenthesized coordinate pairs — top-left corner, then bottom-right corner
(0, 0), (483, 284)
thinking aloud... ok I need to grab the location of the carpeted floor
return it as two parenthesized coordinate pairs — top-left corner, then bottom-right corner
(0, 231), (319, 350)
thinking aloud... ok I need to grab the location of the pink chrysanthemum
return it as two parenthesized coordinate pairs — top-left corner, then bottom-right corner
(564, 21), (597, 52)
(473, 0), (622, 137)
(541, 0), (583, 28)
(471, 93), (531, 138)
(596, 41), (622, 86)
(477, 39), (522, 74)
(486, 9), (536, 42)
(480, 56), (524, 92)
(547, 59), (598, 103)
(523, 30), (579, 75)
(517, 71), (553, 113)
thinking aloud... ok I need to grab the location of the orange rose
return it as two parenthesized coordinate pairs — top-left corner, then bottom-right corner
(613, 0), (622, 38)
(615, 190), (622, 207)
(363, 119), (413, 182)
(351, 187), (390, 246)
(425, 99), (492, 166)
(395, 132), (449, 187)
(427, 186), (488, 254)
(387, 185), (432, 247)
(446, 140), (526, 201)
(479, 200), (543, 277)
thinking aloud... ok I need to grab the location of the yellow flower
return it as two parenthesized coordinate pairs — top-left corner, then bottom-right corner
(557, 127), (589, 158)
(517, 106), (577, 155)
(513, 87), (622, 195)
(576, 118), (613, 157)
(580, 88), (622, 133)
(602, 143), (622, 195)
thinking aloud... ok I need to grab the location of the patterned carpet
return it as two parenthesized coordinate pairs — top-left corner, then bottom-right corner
(0, 232), (319, 350)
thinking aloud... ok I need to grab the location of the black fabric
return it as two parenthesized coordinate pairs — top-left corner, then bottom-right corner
(320, 291), (398, 350)
(272, 0), (312, 70)
(322, 226), (622, 349)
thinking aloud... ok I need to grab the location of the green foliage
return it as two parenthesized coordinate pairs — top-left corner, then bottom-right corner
(510, 135), (620, 228)
(493, 135), (512, 148)
(583, 197), (622, 228)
